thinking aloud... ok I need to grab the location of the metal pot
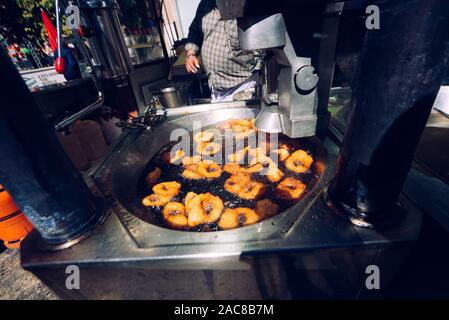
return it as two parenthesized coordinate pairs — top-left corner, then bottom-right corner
(157, 87), (187, 108)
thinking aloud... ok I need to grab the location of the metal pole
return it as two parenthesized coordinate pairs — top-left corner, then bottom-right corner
(326, 0), (449, 228)
(0, 47), (104, 249)
(56, 0), (62, 59)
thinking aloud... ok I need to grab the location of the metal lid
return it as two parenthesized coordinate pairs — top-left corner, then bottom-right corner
(160, 87), (177, 93)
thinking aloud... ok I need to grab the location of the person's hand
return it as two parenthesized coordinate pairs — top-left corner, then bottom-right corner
(186, 54), (200, 74)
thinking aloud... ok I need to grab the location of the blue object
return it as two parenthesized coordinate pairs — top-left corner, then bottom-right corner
(54, 45), (81, 81)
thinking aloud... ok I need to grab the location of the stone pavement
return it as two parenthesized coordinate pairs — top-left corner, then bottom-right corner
(0, 249), (58, 300)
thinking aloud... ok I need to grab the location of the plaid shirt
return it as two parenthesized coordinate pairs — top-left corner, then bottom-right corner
(186, 0), (262, 91)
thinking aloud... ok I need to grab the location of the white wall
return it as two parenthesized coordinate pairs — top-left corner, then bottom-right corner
(174, 0), (201, 38)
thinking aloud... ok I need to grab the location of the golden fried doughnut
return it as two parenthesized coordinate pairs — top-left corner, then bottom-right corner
(142, 193), (173, 207)
(248, 155), (284, 182)
(184, 192), (198, 209)
(153, 181), (181, 196)
(248, 146), (267, 161)
(255, 199), (279, 219)
(224, 173), (251, 194)
(185, 193), (224, 227)
(185, 197), (203, 227)
(237, 180), (266, 200)
(285, 150), (314, 173)
(145, 167), (161, 186)
(199, 193), (224, 223)
(222, 118), (253, 129)
(273, 148), (290, 162)
(222, 119), (256, 140)
(218, 208), (259, 230)
(196, 142), (221, 156)
(184, 192), (203, 227)
(182, 166), (203, 180)
(247, 155), (275, 174)
(194, 130), (215, 143)
(231, 124), (249, 133)
(163, 202), (187, 229)
(234, 119), (253, 127)
(275, 177), (306, 200)
(196, 160), (222, 179)
(223, 163), (243, 175)
(228, 146), (249, 163)
(235, 128), (256, 140)
(182, 155), (202, 166)
(249, 154), (273, 165)
(266, 166), (284, 183)
(184, 164), (197, 171)
(242, 163), (264, 174)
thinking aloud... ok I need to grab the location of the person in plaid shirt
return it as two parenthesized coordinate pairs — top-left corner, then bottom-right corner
(185, 0), (262, 103)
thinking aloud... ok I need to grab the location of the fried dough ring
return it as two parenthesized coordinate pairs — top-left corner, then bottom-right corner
(182, 166), (203, 180)
(218, 208), (259, 230)
(185, 193), (204, 227)
(194, 130), (215, 143)
(196, 142), (221, 156)
(142, 193), (173, 207)
(199, 193), (224, 223)
(163, 202), (187, 229)
(196, 160), (222, 179)
(249, 155), (284, 182)
(273, 148), (290, 162)
(266, 166), (284, 183)
(228, 146), (249, 163)
(145, 167), (161, 186)
(242, 163), (264, 174)
(223, 163), (243, 175)
(255, 199), (279, 219)
(186, 193), (224, 227)
(222, 119), (253, 129)
(187, 203), (205, 227)
(284, 150), (314, 173)
(153, 181), (181, 196)
(222, 119), (256, 140)
(184, 192), (198, 211)
(182, 161), (222, 179)
(275, 177), (306, 200)
(235, 128), (256, 140)
(247, 155), (275, 174)
(233, 119), (253, 127)
(224, 173), (251, 194)
(248, 146), (267, 162)
(237, 180), (266, 200)
(182, 155), (202, 166)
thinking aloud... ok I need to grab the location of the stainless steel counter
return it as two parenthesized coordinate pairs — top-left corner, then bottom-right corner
(19, 105), (424, 299)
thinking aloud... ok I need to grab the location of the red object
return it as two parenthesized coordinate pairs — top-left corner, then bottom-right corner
(41, 9), (57, 52)
(55, 57), (66, 74)
(77, 26), (85, 38)
(77, 25), (94, 38)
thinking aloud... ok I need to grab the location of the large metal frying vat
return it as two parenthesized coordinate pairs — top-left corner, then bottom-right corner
(100, 106), (326, 245)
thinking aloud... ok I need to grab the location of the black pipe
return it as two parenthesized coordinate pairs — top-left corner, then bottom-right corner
(326, 0), (449, 228)
(0, 48), (104, 248)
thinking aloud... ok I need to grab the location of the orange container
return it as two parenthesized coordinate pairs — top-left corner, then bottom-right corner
(0, 184), (34, 249)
